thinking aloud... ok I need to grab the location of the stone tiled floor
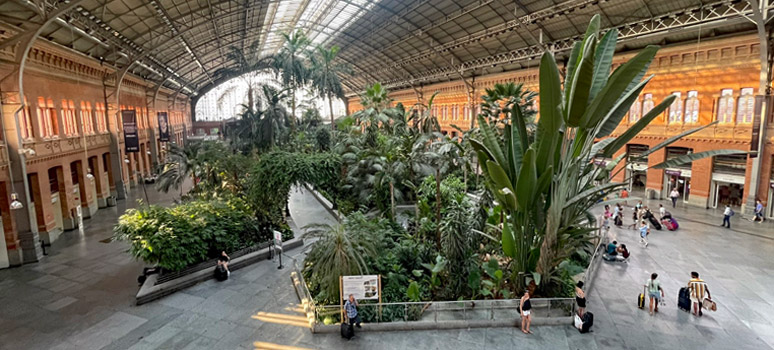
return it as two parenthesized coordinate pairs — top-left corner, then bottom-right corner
(1, 186), (773, 350)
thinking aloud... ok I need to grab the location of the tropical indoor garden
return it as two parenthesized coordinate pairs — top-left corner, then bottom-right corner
(114, 17), (743, 322)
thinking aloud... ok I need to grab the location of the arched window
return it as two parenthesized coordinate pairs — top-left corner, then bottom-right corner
(717, 89), (735, 123)
(684, 91), (699, 123)
(37, 97), (58, 137)
(628, 97), (641, 122)
(80, 101), (94, 134)
(668, 92), (682, 124)
(20, 97), (33, 139)
(62, 100), (77, 135)
(642, 94), (654, 116)
(95, 103), (107, 132)
(737, 88), (755, 124)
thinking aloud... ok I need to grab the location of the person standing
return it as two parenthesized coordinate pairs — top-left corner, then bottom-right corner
(722, 205), (732, 228)
(575, 281), (587, 318)
(670, 188), (680, 208)
(520, 291), (533, 334)
(344, 294), (362, 328)
(645, 273), (664, 315)
(639, 220), (649, 247)
(688, 272), (711, 317)
(659, 204), (666, 219)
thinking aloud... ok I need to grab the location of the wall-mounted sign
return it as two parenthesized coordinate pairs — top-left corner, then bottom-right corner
(341, 275), (380, 300)
(665, 169), (681, 177)
(122, 110), (139, 153)
(158, 112), (170, 142)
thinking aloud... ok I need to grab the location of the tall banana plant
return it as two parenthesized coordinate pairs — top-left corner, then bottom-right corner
(472, 15), (745, 292)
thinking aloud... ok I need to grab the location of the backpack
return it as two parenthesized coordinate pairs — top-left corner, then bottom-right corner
(729, 209), (735, 217)
(214, 265), (228, 281)
(579, 312), (594, 333)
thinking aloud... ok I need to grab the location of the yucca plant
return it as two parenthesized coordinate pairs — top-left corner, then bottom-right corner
(472, 15), (745, 293)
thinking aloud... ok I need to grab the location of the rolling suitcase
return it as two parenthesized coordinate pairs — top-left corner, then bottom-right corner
(678, 287), (691, 312)
(579, 312), (594, 333)
(341, 322), (354, 339)
(214, 265), (228, 281)
(662, 219), (675, 231)
(670, 217), (679, 230)
(648, 216), (662, 230)
(638, 286), (646, 309)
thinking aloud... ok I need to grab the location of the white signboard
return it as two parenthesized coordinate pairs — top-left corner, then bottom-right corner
(342, 275), (380, 300)
(273, 230), (282, 248)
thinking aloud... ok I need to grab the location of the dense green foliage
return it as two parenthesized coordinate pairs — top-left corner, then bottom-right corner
(113, 198), (267, 271)
(247, 151), (341, 226)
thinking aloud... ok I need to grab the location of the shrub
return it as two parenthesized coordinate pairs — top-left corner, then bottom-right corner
(113, 197), (269, 271)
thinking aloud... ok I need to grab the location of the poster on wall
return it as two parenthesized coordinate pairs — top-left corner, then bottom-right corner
(158, 112), (170, 142)
(341, 275), (380, 300)
(122, 110), (139, 153)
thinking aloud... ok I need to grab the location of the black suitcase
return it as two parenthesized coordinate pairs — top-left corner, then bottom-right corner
(579, 312), (594, 333)
(648, 216), (662, 230)
(678, 287), (691, 312)
(341, 322), (354, 339)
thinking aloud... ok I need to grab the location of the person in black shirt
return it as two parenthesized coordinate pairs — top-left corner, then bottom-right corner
(520, 291), (533, 334)
(217, 251), (230, 276)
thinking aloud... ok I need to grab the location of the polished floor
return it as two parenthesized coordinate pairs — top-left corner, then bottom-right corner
(0, 187), (773, 350)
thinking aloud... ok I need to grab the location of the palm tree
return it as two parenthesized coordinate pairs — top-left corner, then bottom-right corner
(156, 143), (203, 196)
(275, 30), (311, 131)
(310, 45), (351, 130)
(257, 85), (291, 149)
(303, 218), (380, 301)
(213, 40), (277, 114)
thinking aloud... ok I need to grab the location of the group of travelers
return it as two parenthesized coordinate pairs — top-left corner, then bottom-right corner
(643, 271), (713, 317)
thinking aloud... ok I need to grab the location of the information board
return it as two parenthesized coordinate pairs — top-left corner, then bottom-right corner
(341, 275), (380, 300)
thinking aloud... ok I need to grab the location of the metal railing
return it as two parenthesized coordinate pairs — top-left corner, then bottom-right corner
(313, 298), (574, 325)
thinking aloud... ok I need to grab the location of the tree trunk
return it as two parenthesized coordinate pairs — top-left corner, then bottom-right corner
(247, 86), (254, 111)
(390, 182), (396, 219)
(328, 92), (335, 130)
(435, 168), (442, 251)
(290, 87), (297, 132)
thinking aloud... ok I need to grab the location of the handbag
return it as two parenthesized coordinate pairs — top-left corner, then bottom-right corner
(703, 298), (717, 311)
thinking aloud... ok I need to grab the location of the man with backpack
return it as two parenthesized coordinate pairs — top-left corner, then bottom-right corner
(721, 205), (733, 228)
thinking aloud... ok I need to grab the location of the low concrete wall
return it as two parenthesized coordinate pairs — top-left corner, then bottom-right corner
(314, 316), (572, 333)
(136, 236), (304, 305)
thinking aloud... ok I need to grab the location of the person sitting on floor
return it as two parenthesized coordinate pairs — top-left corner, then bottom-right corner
(215, 251), (230, 279)
(606, 240), (618, 256)
(616, 244), (630, 261)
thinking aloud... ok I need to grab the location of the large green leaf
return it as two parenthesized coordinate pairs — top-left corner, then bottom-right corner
(602, 95), (675, 157)
(564, 41), (583, 104)
(536, 51), (563, 174)
(580, 46), (659, 129)
(595, 75), (653, 138)
(638, 121), (719, 159)
(477, 116), (506, 166)
(589, 29), (618, 101)
(486, 160), (515, 193)
(566, 38), (596, 127)
(512, 102), (529, 154)
(651, 149), (748, 169)
(515, 148), (537, 209)
(502, 220), (516, 258)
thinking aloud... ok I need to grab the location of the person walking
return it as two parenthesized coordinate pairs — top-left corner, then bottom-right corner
(344, 294), (362, 329)
(754, 200), (765, 223)
(645, 273), (665, 315)
(639, 220), (649, 247)
(688, 272), (711, 317)
(670, 188), (680, 208)
(613, 204), (622, 227)
(520, 291), (533, 334)
(575, 281), (587, 318)
(721, 205), (732, 228)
